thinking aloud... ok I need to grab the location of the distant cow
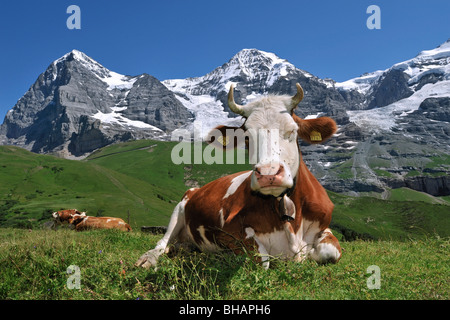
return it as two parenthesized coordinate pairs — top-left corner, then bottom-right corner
(52, 209), (86, 226)
(136, 83), (341, 269)
(69, 215), (132, 232)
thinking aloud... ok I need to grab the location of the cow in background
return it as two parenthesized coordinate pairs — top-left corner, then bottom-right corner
(52, 209), (86, 228)
(69, 214), (132, 232)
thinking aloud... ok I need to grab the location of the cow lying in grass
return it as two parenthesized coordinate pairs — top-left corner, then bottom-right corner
(68, 214), (132, 232)
(136, 83), (341, 269)
(52, 209), (86, 229)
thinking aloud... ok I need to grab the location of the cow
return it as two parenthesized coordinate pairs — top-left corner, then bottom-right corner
(136, 83), (341, 269)
(69, 215), (132, 232)
(52, 209), (86, 227)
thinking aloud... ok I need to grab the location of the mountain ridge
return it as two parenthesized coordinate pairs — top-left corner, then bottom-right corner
(1, 41), (449, 195)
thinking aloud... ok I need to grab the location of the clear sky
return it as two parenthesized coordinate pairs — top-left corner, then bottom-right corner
(1, 0), (449, 120)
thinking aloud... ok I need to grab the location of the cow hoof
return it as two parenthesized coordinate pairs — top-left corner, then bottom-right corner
(135, 249), (162, 269)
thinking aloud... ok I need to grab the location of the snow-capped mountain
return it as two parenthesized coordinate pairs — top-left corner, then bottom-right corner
(339, 39), (450, 132)
(0, 50), (192, 157)
(163, 48), (349, 138)
(0, 41), (449, 195)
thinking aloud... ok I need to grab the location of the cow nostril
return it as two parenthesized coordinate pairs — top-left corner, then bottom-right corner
(276, 165), (284, 175)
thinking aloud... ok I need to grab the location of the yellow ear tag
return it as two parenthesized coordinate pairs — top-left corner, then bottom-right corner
(217, 136), (229, 146)
(310, 130), (322, 142)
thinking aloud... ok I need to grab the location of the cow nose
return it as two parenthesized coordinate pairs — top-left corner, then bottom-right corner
(255, 163), (284, 177)
(254, 163), (285, 187)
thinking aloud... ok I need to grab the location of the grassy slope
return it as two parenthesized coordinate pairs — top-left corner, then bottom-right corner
(0, 228), (447, 300)
(329, 191), (450, 241)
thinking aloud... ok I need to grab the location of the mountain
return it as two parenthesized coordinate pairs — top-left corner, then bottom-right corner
(0, 50), (192, 157)
(1, 42), (449, 196)
(163, 48), (350, 138)
(162, 44), (450, 196)
(318, 40), (450, 196)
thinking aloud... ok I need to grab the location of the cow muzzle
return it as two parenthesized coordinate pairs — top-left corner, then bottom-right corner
(251, 162), (293, 196)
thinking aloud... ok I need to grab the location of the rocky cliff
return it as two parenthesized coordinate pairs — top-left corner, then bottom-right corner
(0, 50), (191, 157)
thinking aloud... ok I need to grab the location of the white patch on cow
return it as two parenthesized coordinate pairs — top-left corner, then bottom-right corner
(154, 197), (188, 252)
(245, 223), (310, 264)
(308, 228), (341, 263)
(254, 229), (297, 258)
(302, 220), (321, 250)
(242, 219), (334, 264)
(197, 225), (219, 251)
(52, 212), (58, 219)
(106, 219), (112, 223)
(282, 223), (304, 261)
(245, 227), (270, 269)
(309, 242), (341, 264)
(223, 171), (252, 199)
(219, 208), (225, 227)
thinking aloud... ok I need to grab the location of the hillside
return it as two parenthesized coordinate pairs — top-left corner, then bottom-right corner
(0, 141), (251, 229)
(0, 143), (178, 228)
(0, 141), (449, 241)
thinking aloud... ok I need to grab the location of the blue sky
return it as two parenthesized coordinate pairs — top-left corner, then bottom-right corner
(1, 0), (449, 119)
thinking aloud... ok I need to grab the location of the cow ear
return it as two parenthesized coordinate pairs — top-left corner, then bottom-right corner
(293, 114), (337, 144)
(206, 125), (247, 150)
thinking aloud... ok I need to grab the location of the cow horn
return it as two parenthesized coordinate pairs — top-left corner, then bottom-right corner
(291, 83), (304, 108)
(228, 84), (246, 116)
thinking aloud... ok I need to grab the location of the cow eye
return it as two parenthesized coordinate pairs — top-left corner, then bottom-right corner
(284, 130), (296, 141)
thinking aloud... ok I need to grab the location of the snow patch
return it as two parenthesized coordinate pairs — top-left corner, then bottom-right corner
(335, 70), (384, 94)
(92, 110), (163, 131)
(348, 80), (450, 131)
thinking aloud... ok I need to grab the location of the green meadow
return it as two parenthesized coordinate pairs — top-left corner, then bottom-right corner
(0, 140), (449, 300)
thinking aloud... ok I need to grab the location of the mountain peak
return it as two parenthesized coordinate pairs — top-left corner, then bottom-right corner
(51, 50), (136, 91)
(54, 49), (93, 65)
(230, 48), (290, 68)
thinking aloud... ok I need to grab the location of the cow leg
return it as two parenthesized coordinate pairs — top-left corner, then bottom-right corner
(135, 198), (188, 269)
(309, 228), (341, 264)
(244, 227), (270, 269)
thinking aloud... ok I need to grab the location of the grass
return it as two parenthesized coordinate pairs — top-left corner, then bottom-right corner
(328, 191), (450, 241)
(0, 228), (448, 300)
(388, 187), (444, 204)
(1, 141), (449, 300)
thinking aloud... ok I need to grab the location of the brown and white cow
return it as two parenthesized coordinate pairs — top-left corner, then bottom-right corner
(69, 215), (132, 232)
(136, 83), (341, 269)
(52, 209), (86, 225)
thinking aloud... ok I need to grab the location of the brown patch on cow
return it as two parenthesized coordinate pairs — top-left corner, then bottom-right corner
(56, 209), (83, 221)
(206, 124), (248, 150)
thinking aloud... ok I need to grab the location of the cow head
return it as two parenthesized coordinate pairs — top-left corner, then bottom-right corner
(52, 209), (86, 223)
(210, 83), (337, 197)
